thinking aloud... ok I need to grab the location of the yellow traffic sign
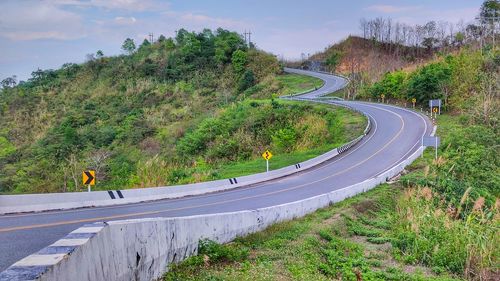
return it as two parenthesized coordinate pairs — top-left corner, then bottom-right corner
(381, 94), (385, 98)
(262, 150), (273, 160)
(83, 170), (96, 185)
(432, 107), (438, 113)
(412, 98), (416, 103)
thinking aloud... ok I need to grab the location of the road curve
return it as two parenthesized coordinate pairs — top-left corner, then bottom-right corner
(0, 70), (432, 272)
(284, 67), (348, 97)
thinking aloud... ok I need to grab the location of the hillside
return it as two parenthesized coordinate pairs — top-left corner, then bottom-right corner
(163, 45), (500, 281)
(308, 36), (433, 80)
(0, 28), (364, 194)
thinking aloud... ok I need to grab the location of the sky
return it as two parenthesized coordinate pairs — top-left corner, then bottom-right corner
(0, 0), (484, 81)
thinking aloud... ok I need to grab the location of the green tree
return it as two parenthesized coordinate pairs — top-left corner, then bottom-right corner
(272, 128), (297, 152)
(325, 50), (342, 72)
(157, 35), (166, 42)
(121, 38), (136, 54)
(407, 62), (451, 102)
(480, 0), (500, 25)
(96, 50), (104, 58)
(1, 76), (17, 89)
(214, 28), (246, 64)
(369, 71), (407, 99)
(454, 32), (465, 46)
(238, 69), (255, 92)
(0, 136), (15, 158)
(231, 49), (247, 74)
(140, 39), (151, 48)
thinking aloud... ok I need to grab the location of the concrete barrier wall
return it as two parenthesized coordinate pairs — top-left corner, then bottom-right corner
(0, 144), (425, 281)
(1, 87), (371, 216)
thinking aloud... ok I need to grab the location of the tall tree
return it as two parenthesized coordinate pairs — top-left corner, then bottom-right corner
(121, 38), (136, 54)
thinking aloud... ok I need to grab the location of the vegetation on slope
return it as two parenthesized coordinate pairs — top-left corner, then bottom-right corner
(275, 73), (323, 96)
(359, 48), (499, 127)
(0, 28), (363, 194)
(163, 113), (499, 281)
(163, 13), (499, 279)
(132, 99), (364, 187)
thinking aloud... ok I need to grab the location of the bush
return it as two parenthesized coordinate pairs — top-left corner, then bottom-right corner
(271, 127), (297, 152)
(406, 61), (451, 102)
(238, 69), (255, 92)
(198, 239), (249, 263)
(368, 70), (407, 99)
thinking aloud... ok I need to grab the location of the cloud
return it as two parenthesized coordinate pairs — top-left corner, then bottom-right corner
(366, 4), (421, 14)
(54, 0), (169, 11)
(114, 16), (137, 25)
(0, 1), (86, 41)
(162, 11), (251, 31)
(179, 13), (249, 29)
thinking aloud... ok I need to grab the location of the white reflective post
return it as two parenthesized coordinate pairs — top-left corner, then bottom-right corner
(435, 137), (438, 160)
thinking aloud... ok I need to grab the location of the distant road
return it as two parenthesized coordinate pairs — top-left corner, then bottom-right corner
(0, 69), (432, 272)
(284, 67), (348, 97)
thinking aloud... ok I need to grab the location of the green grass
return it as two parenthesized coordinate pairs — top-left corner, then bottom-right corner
(276, 73), (324, 96)
(211, 102), (365, 179)
(214, 144), (336, 178)
(163, 112), (498, 281)
(164, 184), (462, 281)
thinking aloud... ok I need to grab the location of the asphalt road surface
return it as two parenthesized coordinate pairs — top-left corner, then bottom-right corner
(0, 69), (432, 272)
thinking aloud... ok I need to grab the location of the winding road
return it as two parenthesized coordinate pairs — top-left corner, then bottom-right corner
(0, 69), (432, 272)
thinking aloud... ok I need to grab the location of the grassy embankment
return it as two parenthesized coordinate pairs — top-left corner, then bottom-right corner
(164, 48), (499, 280)
(0, 28), (362, 194)
(275, 73), (324, 96)
(164, 113), (498, 281)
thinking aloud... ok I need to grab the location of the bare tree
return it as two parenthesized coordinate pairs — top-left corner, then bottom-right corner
(65, 154), (82, 192)
(87, 149), (112, 181)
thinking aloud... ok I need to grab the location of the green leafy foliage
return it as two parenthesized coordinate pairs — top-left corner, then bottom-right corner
(231, 49), (247, 74)
(0, 28), (284, 194)
(368, 70), (408, 99)
(406, 61), (451, 102)
(325, 50), (342, 72)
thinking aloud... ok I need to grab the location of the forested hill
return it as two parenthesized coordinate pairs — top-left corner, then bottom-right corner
(0, 28), (285, 193)
(0, 28), (362, 194)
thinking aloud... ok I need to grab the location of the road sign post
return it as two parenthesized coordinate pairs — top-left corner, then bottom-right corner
(381, 94), (385, 104)
(422, 136), (440, 160)
(412, 98), (416, 109)
(429, 99), (441, 116)
(82, 170), (96, 192)
(262, 150), (273, 172)
(432, 107), (438, 119)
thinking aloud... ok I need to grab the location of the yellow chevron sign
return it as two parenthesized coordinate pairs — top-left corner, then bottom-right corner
(82, 170), (95, 185)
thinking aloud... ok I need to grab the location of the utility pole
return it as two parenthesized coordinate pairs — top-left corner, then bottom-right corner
(149, 33), (154, 43)
(244, 30), (252, 47)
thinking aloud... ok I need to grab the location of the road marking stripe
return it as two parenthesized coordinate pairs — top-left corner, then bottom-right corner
(116, 190), (124, 199)
(51, 238), (89, 247)
(0, 102), (428, 237)
(13, 254), (65, 266)
(0, 104), (412, 233)
(0, 106), (378, 220)
(70, 226), (103, 233)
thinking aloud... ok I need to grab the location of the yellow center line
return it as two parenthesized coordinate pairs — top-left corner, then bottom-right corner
(0, 104), (406, 233)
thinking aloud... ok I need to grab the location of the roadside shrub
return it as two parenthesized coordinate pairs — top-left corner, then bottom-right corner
(391, 187), (499, 278)
(271, 127), (297, 152)
(198, 239), (249, 263)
